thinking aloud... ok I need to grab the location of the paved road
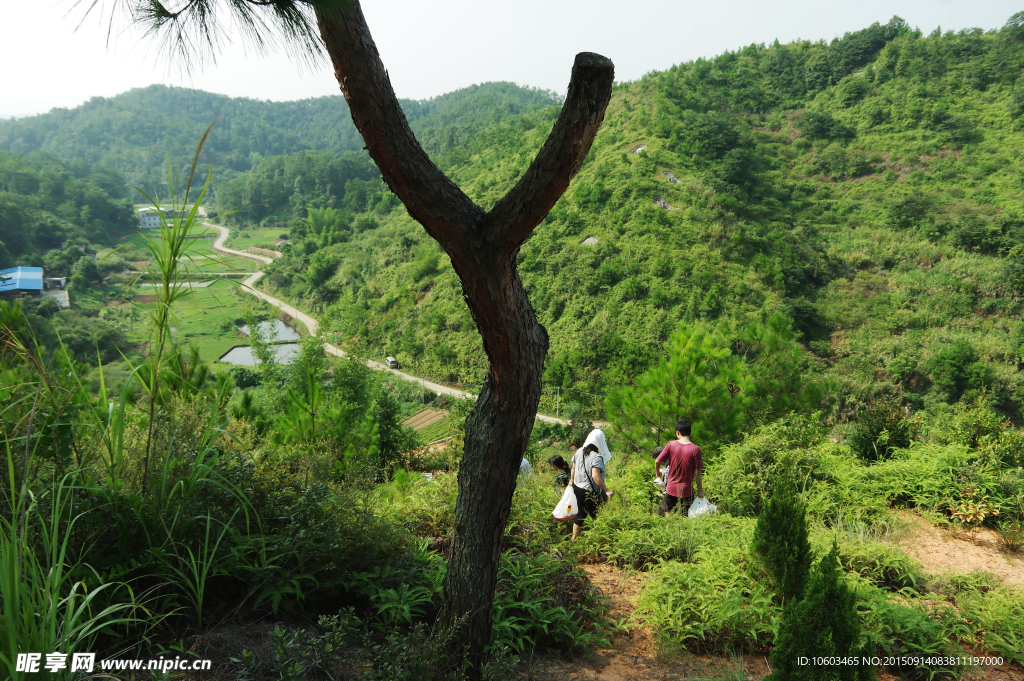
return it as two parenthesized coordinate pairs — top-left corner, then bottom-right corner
(201, 223), (594, 421)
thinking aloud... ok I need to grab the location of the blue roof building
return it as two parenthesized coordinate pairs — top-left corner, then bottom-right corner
(0, 266), (44, 295)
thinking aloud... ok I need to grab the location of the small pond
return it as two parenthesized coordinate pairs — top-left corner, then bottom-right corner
(218, 343), (300, 366)
(237, 319), (301, 342)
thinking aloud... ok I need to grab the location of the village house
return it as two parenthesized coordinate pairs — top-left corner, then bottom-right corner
(139, 208), (178, 229)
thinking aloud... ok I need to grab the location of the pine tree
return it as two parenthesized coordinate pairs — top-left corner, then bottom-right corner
(751, 486), (812, 605)
(769, 543), (873, 681)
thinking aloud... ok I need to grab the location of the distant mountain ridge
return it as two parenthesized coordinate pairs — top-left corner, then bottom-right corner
(0, 82), (559, 192)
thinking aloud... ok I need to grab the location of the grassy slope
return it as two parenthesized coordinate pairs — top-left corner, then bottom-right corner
(257, 23), (1024, 420)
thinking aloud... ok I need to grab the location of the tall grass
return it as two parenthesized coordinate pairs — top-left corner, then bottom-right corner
(0, 123), (253, 674)
(128, 120), (229, 494)
(0, 457), (145, 680)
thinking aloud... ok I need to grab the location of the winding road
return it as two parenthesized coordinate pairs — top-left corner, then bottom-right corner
(206, 222), (573, 425)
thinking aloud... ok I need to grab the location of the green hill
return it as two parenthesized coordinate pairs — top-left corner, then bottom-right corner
(241, 14), (1024, 421)
(0, 149), (135, 266)
(0, 82), (558, 195)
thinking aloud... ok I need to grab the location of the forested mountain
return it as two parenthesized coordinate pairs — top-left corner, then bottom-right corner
(0, 83), (558, 195)
(0, 150), (135, 267)
(239, 14), (1024, 420)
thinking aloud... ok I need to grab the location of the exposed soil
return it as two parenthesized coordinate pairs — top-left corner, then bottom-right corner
(899, 512), (1024, 586)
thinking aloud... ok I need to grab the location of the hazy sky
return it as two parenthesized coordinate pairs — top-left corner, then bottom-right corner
(1, 1), (1020, 118)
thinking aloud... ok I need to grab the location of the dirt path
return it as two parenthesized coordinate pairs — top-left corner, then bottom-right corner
(898, 512), (1024, 586)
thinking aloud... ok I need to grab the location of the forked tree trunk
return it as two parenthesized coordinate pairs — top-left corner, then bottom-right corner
(316, 3), (613, 672)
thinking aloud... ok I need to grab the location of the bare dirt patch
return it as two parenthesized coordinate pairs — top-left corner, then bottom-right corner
(899, 512), (1023, 586)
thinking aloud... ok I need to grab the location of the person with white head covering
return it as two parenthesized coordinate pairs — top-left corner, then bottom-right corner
(569, 429), (614, 539)
(583, 428), (612, 464)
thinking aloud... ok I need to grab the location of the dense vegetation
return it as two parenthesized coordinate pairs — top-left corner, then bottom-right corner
(0, 231), (608, 678)
(234, 15), (1024, 426)
(0, 150), (134, 267)
(0, 150), (142, 362)
(3, 10), (1024, 681)
(0, 83), (558, 196)
(214, 149), (384, 225)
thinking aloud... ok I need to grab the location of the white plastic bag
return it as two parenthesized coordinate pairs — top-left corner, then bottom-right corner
(688, 497), (717, 518)
(552, 486), (578, 521)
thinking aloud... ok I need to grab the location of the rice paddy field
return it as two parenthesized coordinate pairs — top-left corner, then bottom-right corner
(119, 228), (259, 275)
(101, 224), (294, 364)
(117, 278), (247, 361)
(227, 226), (288, 251)
(107, 226), (264, 362)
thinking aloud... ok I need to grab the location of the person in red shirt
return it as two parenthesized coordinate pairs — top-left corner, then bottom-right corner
(655, 419), (704, 516)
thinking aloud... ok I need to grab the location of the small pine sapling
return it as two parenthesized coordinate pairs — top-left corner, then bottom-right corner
(769, 543), (874, 681)
(751, 486), (812, 605)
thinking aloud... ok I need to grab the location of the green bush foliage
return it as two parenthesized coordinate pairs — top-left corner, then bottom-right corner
(751, 488), (813, 605)
(846, 397), (913, 462)
(607, 313), (820, 452)
(706, 414), (881, 521)
(954, 586), (1024, 664)
(769, 545), (872, 681)
(857, 589), (967, 678)
(836, 542), (925, 592)
(638, 547), (780, 652)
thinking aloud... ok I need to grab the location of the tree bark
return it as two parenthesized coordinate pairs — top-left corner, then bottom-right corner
(316, 2), (613, 672)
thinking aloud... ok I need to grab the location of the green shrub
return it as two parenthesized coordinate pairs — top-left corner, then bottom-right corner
(836, 541), (925, 592)
(230, 366), (262, 389)
(491, 552), (606, 653)
(573, 500), (756, 570)
(578, 509), (699, 569)
(637, 547), (779, 652)
(926, 340), (992, 403)
(751, 488), (813, 605)
(846, 397), (913, 462)
(955, 587), (1024, 664)
(706, 415), (869, 519)
(803, 111), (855, 141)
(928, 571), (1002, 598)
(769, 544), (872, 681)
(858, 589), (967, 679)
(863, 443), (975, 514)
(928, 573), (1024, 665)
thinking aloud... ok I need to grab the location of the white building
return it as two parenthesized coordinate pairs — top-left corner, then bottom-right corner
(139, 209), (178, 229)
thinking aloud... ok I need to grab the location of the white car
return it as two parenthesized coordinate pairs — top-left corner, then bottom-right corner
(385, 356), (400, 369)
